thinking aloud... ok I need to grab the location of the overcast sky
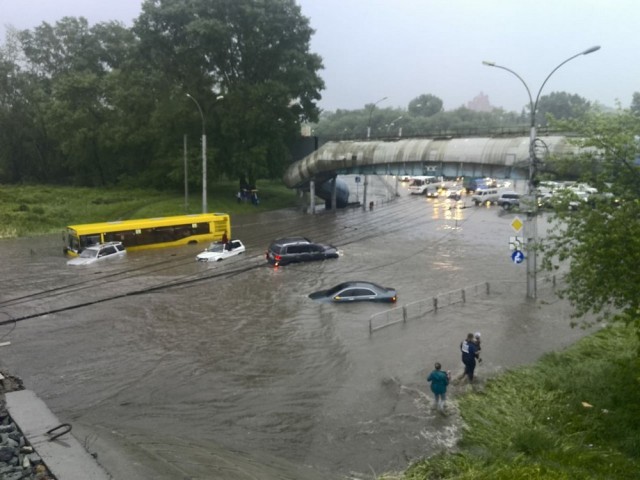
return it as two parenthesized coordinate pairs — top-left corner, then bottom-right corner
(1, 0), (636, 113)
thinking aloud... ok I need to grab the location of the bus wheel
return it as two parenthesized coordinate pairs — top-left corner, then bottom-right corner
(188, 240), (197, 245)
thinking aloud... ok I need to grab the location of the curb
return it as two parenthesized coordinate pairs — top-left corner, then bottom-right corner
(6, 390), (111, 480)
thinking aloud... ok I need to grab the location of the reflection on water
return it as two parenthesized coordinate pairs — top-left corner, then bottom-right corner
(0, 187), (589, 479)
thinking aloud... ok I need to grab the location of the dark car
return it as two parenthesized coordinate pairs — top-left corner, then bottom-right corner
(309, 281), (397, 303)
(265, 236), (339, 266)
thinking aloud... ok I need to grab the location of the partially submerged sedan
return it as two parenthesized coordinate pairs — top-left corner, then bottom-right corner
(309, 281), (397, 303)
(196, 239), (245, 262)
(67, 241), (126, 266)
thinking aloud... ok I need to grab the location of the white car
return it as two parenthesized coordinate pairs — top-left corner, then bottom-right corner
(196, 239), (245, 262)
(67, 241), (126, 266)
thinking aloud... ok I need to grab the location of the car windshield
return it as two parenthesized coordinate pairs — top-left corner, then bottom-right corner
(79, 249), (99, 259)
(206, 243), (225, 253)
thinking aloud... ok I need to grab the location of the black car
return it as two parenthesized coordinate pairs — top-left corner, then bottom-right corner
(265, 236), (339, 266)
(309, 281), (397, 303)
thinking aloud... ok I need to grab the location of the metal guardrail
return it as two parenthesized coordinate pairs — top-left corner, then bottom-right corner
(368, 275), (563, 335)
(369, 281), (490, 334)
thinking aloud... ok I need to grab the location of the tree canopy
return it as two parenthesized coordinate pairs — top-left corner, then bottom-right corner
(630, 91), (640, 116)
(408, 94), (443, 117)
(536, 91), (591, 126)
(540, 110), (640, 335)
(312, 93), (527, 139)
(0, 0), (324, 188)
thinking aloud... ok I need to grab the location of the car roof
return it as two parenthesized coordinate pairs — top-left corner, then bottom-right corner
(272, 236), (311, 245)
(86, 241), (124, 250)
(333, 281), (385, 290)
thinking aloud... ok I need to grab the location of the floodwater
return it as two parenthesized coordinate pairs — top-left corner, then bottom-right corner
(0, 178), (592, 479)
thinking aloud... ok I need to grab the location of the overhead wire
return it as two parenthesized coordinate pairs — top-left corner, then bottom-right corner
(1, 181), (492, 322)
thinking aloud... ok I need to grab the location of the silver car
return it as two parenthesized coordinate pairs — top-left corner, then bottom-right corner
(67, 241), (126, 266)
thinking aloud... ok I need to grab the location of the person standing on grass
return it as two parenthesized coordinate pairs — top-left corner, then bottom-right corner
(460, 332), (478, 383)
(427, 362), (449, 412)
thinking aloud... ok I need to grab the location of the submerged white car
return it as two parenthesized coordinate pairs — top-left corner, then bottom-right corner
(196, 239), (246, 262)
(67, 241), (126, 266)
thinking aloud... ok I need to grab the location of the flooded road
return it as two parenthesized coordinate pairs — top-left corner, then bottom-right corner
(0, 181), (591, 479)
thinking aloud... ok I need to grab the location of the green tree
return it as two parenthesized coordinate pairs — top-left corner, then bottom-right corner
(540, 110), (640, 334)
(536, 91), (591, 126)
(630, 91), (640, 116)
(3, 18), (143, 185)
(0, 25), (66, 183)
(134, 0), (324, 186)
(408, 94), (443, 117)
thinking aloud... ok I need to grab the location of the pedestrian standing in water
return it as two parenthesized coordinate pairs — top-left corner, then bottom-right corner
(460, 332), (478, 383)
(427, 362), (449, 412)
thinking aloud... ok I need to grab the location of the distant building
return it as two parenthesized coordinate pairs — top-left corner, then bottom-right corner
(467, 92), (492, 112)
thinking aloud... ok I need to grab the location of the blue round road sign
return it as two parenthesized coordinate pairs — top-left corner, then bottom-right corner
(511, 250), (525, 264)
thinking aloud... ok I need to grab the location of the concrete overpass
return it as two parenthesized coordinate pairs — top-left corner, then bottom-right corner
(283, 135), (582, 209)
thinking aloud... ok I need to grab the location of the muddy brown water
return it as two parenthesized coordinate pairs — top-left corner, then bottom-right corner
(0, 181), (592, 479)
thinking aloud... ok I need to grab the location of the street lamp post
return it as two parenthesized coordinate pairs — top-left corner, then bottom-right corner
(482, 46), (600, 299)
(366, 96), (388, 139)
(186, 93), (207, 213)
(362, 96), (388, 210)
(388, 115), (403, 136)
(187, 93), (224, 214)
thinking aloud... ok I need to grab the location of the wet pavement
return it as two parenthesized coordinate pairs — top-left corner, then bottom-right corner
(0, 179), (592, 479)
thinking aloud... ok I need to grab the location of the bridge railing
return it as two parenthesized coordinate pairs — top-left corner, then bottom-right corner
(321, 126), (572, 142)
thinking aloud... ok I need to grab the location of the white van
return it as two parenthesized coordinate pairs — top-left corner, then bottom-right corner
(471, 188), (500, 206)
(408, 176), (437, 195)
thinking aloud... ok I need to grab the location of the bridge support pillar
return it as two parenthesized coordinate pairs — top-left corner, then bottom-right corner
(330, 177), (337, 211)
(362, 175), (368, 210)
(309, 180), (316, 214)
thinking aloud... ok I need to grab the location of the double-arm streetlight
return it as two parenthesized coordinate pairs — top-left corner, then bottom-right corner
(482, 45), (600, 299)
(366, 96), (388, 139)
(186, 93), (224, 213)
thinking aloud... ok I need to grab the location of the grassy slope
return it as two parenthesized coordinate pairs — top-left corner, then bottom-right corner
(0, 181), (301, 238)
(386, 324), (640, 479)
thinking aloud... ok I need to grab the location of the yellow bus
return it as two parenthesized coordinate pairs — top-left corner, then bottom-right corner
(63, 213), (231, 256)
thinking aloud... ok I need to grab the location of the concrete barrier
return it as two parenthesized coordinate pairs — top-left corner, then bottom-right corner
(5, 390), (111, 480)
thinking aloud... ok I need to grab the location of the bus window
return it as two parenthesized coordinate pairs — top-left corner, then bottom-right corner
(81, 235), (101, 249)
(195, 222), (211, 234)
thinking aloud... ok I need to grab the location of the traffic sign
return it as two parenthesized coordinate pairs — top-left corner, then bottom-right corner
(511, 250), (525, 264)
(511, 216), (523, 233)
(355, 176), (361, 183)
(509, 236), (523, 251)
